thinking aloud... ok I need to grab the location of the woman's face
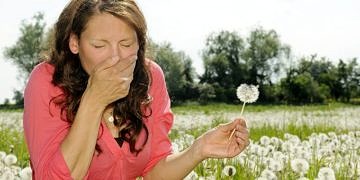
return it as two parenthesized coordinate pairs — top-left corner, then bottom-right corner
(69, 13), (139, 74)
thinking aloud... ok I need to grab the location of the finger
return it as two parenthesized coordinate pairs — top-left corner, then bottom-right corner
(236, 118), (247, 128)
(92, 56), (120, 74)
(112, 54), (137, 73)
(219, 119), (239, 132)
(236, 137), (250, 148)
(119, 60), (137, 77)
(235, 132), (249, 143)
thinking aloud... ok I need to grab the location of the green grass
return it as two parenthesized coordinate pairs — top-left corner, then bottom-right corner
(172, 102), (357, 115)
(169, 117), (350, 142)
(0, 125), (29, 167)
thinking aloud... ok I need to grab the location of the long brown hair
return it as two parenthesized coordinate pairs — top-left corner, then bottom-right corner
(49, 0), (151, 154)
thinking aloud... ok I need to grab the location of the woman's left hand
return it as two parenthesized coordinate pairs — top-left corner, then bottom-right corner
(194, 118), (250, 160)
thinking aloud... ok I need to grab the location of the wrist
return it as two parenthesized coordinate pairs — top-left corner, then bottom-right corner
(82, 88), (107, 110)
(80, 89), (107, 115)
(190, 138), (207, 162)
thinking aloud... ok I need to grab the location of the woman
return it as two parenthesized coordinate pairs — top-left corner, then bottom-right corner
(23, 0), (250, 179)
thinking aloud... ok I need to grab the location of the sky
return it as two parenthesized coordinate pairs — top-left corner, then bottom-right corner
(0, 0), (359, 103)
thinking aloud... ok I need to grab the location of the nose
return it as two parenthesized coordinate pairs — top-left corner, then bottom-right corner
(111, 44), (120, 58)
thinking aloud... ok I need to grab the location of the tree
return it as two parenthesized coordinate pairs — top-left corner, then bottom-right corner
(200, 31), (246, 102)
(200, 28), (291, 103)
(3, 12), (48, 105)
(337, 58), (359, 102)
(12, 90), (24, 107)
(148, 40), (197, 103)
(242, 27), (291, 102)
(280, 71), (328, 104)
(4, 12), (47, 86)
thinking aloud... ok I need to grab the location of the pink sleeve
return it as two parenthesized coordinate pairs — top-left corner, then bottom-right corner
(142, 61), (174, 176)
(23, 63), (89, 179)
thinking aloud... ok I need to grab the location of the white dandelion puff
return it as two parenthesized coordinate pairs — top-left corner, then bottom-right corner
(237, 84), (259, 117)
(269, 159), (283, 172)
(260, 136), (271, 146)
(0, 170), (15, 180)
(291, 158), (309, 176)
(222, 165), (237, 176)
(184, 171), (198, 180)
(260, 169), (277, 180)
(317, 167), (335, 180)
(236, 84), (259, 104)
(256, 178), (267, 180)
(4, 154), (17, 166)
(0, 151), (6, 160)
(19, 167), (32, 180)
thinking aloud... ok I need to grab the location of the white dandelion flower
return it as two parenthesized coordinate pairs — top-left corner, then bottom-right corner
(260, 169), (277, 180)
(355, 131), (360, 137)
(269, 159), (283, 172)
(260, 136), (271, 146)
(0, 151), (6, 160)
(291, 158), (309, 176)
(19, 167), (32, 180)
(4, 154), (17, 166)
(222, 165), (237, 176)
(184, 171), (198, 180)
(236, 84), (259, 104)
(0, 170), (15, 180)
(256, 177), (267, 180)
(317, 167), (335, 180)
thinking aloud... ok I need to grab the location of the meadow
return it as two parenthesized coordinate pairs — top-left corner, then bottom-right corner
(0, 103), (359, 179)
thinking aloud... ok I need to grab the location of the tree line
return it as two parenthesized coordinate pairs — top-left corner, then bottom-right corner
(3, 13), (360, 107)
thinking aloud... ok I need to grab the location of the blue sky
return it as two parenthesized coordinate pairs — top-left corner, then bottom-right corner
(0, 0), (359, 103)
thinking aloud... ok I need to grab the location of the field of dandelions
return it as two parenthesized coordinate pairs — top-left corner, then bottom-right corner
(1, 103), (360, 179)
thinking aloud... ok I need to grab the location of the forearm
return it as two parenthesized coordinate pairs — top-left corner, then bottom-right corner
(145, 139), (205, 180)
(60, 91), (105, 179)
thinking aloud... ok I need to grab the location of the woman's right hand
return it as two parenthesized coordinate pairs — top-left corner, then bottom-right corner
(84, 55), (137, 107)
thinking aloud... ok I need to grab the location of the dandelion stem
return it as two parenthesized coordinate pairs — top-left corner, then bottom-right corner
(240, 102), (246, 116)
(228, 102), (246, 141)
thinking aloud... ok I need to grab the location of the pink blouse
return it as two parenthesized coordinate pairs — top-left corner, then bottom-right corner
(23, 61), (174, 180)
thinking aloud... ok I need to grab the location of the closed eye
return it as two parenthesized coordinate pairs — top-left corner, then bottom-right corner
(93, 45), (105, 48)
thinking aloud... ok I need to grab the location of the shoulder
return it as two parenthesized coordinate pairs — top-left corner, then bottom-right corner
(25, 62), (61, 98)
(27, 62), (55, 84)
(146, 59), (165, 84)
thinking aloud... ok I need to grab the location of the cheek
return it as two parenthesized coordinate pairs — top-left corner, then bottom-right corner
(79, 47), (110, 73)
(79, 50), (108, 74)
(120, 45), (139, 58)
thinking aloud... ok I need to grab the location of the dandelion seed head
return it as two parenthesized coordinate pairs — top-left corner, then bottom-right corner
(260, 136), (271, 146)
(222, 165), (236, 176)
(19, 167), (32, 180)
(256, 177), (267, 180)
(317, 167), (335, 180)
(291, 158), (309, 175)
(269, 159), (283, 172)
(0, 170), (15, 180)
(236, 84), (259, 103)
(184, 171), (198, 180)
(4, 154), (17, 166)
(0, 151), (6, 160)
(260, 169), (277, 180)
